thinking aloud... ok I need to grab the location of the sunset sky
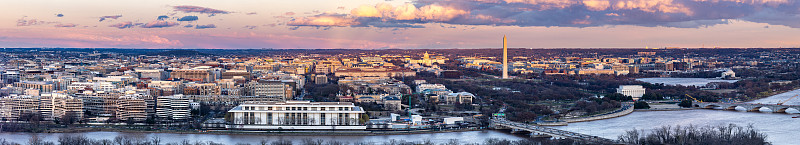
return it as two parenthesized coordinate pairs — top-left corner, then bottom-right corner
(2, 0), (800, 49)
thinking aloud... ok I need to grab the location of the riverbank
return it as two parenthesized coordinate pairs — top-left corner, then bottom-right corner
(563, 103), (634, 123)
(537, 103), (635, 126)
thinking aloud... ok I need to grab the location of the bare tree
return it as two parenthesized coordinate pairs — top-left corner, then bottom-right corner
(259, 139), (269, 145)
(270, 139), (291, 145)
(151, 136), (162, 145)
(618, 124), (769, 145)
(300, 139), (323, 145)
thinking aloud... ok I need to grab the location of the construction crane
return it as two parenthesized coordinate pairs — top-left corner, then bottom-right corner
(777, 94), (798, 105)
(685, 94), (702, 102)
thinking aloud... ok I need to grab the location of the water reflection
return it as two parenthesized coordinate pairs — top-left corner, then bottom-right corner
(0, 130), (527, 144)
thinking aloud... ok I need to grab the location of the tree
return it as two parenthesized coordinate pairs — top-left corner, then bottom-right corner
(60, 111), (78, 125)
(125, 118), (136, 125)
(634, 101), (650, 109)
(359, 114), (369, 125)
(678, 100), (693, 108)
(605, 93), (632, 101)
(619, 124), (769, 145)
(146, 117), (156, 125)
(641, 93), (664, 100)
(151, 136), (162, 145)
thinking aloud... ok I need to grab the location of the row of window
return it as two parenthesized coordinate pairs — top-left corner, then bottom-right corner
(241, 112), (353, 125)
(242, 106), (351, 111)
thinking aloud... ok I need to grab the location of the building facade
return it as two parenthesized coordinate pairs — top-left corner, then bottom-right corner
(226, 101), (366, 130)
(617, 85), (646, 100)
(156, 95), (191, 120)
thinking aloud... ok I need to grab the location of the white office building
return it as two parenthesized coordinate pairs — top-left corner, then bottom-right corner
(617, 85), (646, 100)
(156, 95), (191, 120)
(226, 101), (366, 130)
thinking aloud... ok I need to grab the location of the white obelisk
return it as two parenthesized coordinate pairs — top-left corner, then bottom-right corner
(502, 35), (508, 79)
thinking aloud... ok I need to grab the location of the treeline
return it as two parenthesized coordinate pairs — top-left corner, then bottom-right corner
(641, 83), (721, 102)
(671, 71), (721, 78)
(2, 136), (584, 145)
(571, 97), (623, 115)
(618, 124), (769, 145)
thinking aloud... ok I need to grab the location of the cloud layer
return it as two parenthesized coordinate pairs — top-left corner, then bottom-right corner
(142, 20), (179, 28)
(54, 23), (77, 27)
(99, 15), (122, 22)
(173, 5), (230, 14)
(195, 24), (216, 29)
(288, 0), (800, 28)
(109, 21), (134, 29)
(177, 16), (199, 21)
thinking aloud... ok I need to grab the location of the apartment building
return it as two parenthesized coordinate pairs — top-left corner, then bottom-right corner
(116, 95), (148, 121)
(156, 95), (191, 120)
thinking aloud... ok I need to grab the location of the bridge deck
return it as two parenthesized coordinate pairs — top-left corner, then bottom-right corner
(492, 119), (620, 144)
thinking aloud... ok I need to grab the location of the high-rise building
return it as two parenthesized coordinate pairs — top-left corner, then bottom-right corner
(39, 93), (83, 121)
(170, 69), (212, 82)
(246, 79), (291, 100)
(502, 35), (509, 79)
(117, 95), (148, 122)
(156, 95), (191, 120)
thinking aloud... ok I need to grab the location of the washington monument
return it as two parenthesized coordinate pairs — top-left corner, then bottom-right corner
(502, 35), (508, 79)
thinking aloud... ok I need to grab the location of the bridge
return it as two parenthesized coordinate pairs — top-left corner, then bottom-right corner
(490, 119), (622, 144)
(695, 102), (800, 113)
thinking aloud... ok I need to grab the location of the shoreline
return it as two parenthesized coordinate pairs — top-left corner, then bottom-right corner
(538, 103), (635, 126)
(635, 108), (694, 112)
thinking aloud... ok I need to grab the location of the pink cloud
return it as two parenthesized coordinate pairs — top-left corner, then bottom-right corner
(16, 17), (57, 26)
(0, 29), (183, 48)
(54, 23), (77, 27)
(109, 21), (134, 29)
(287, 14), (359, 27)
(141, 21), (180, 28)
(173, 5), (230, 14)
(99, 15), (122, 22)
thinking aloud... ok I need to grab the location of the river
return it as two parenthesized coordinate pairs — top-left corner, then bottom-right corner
(0, 130), (526, 144)
(748, 89), (800, 105)
(552, 89), (800, 145)
(636, 78), (738, 86)
(4, 109), (796, 144)
(551, 109), (798, 145)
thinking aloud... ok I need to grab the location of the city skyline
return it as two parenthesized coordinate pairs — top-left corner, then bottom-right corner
(2, 0), (800, 49)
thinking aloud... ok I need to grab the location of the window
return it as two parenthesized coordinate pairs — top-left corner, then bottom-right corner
(320, 107), (326, 111)
(345, 113), (350, 125)
(320, 113), (326, 125)
(267, 113), (272, 125)
(302, 113), (308, 125)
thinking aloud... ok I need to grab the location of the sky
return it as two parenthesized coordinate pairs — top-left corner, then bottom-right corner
(1, 0), (800, 49)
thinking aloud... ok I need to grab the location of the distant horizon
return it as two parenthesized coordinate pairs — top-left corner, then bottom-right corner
(1, 47), (798, 50)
